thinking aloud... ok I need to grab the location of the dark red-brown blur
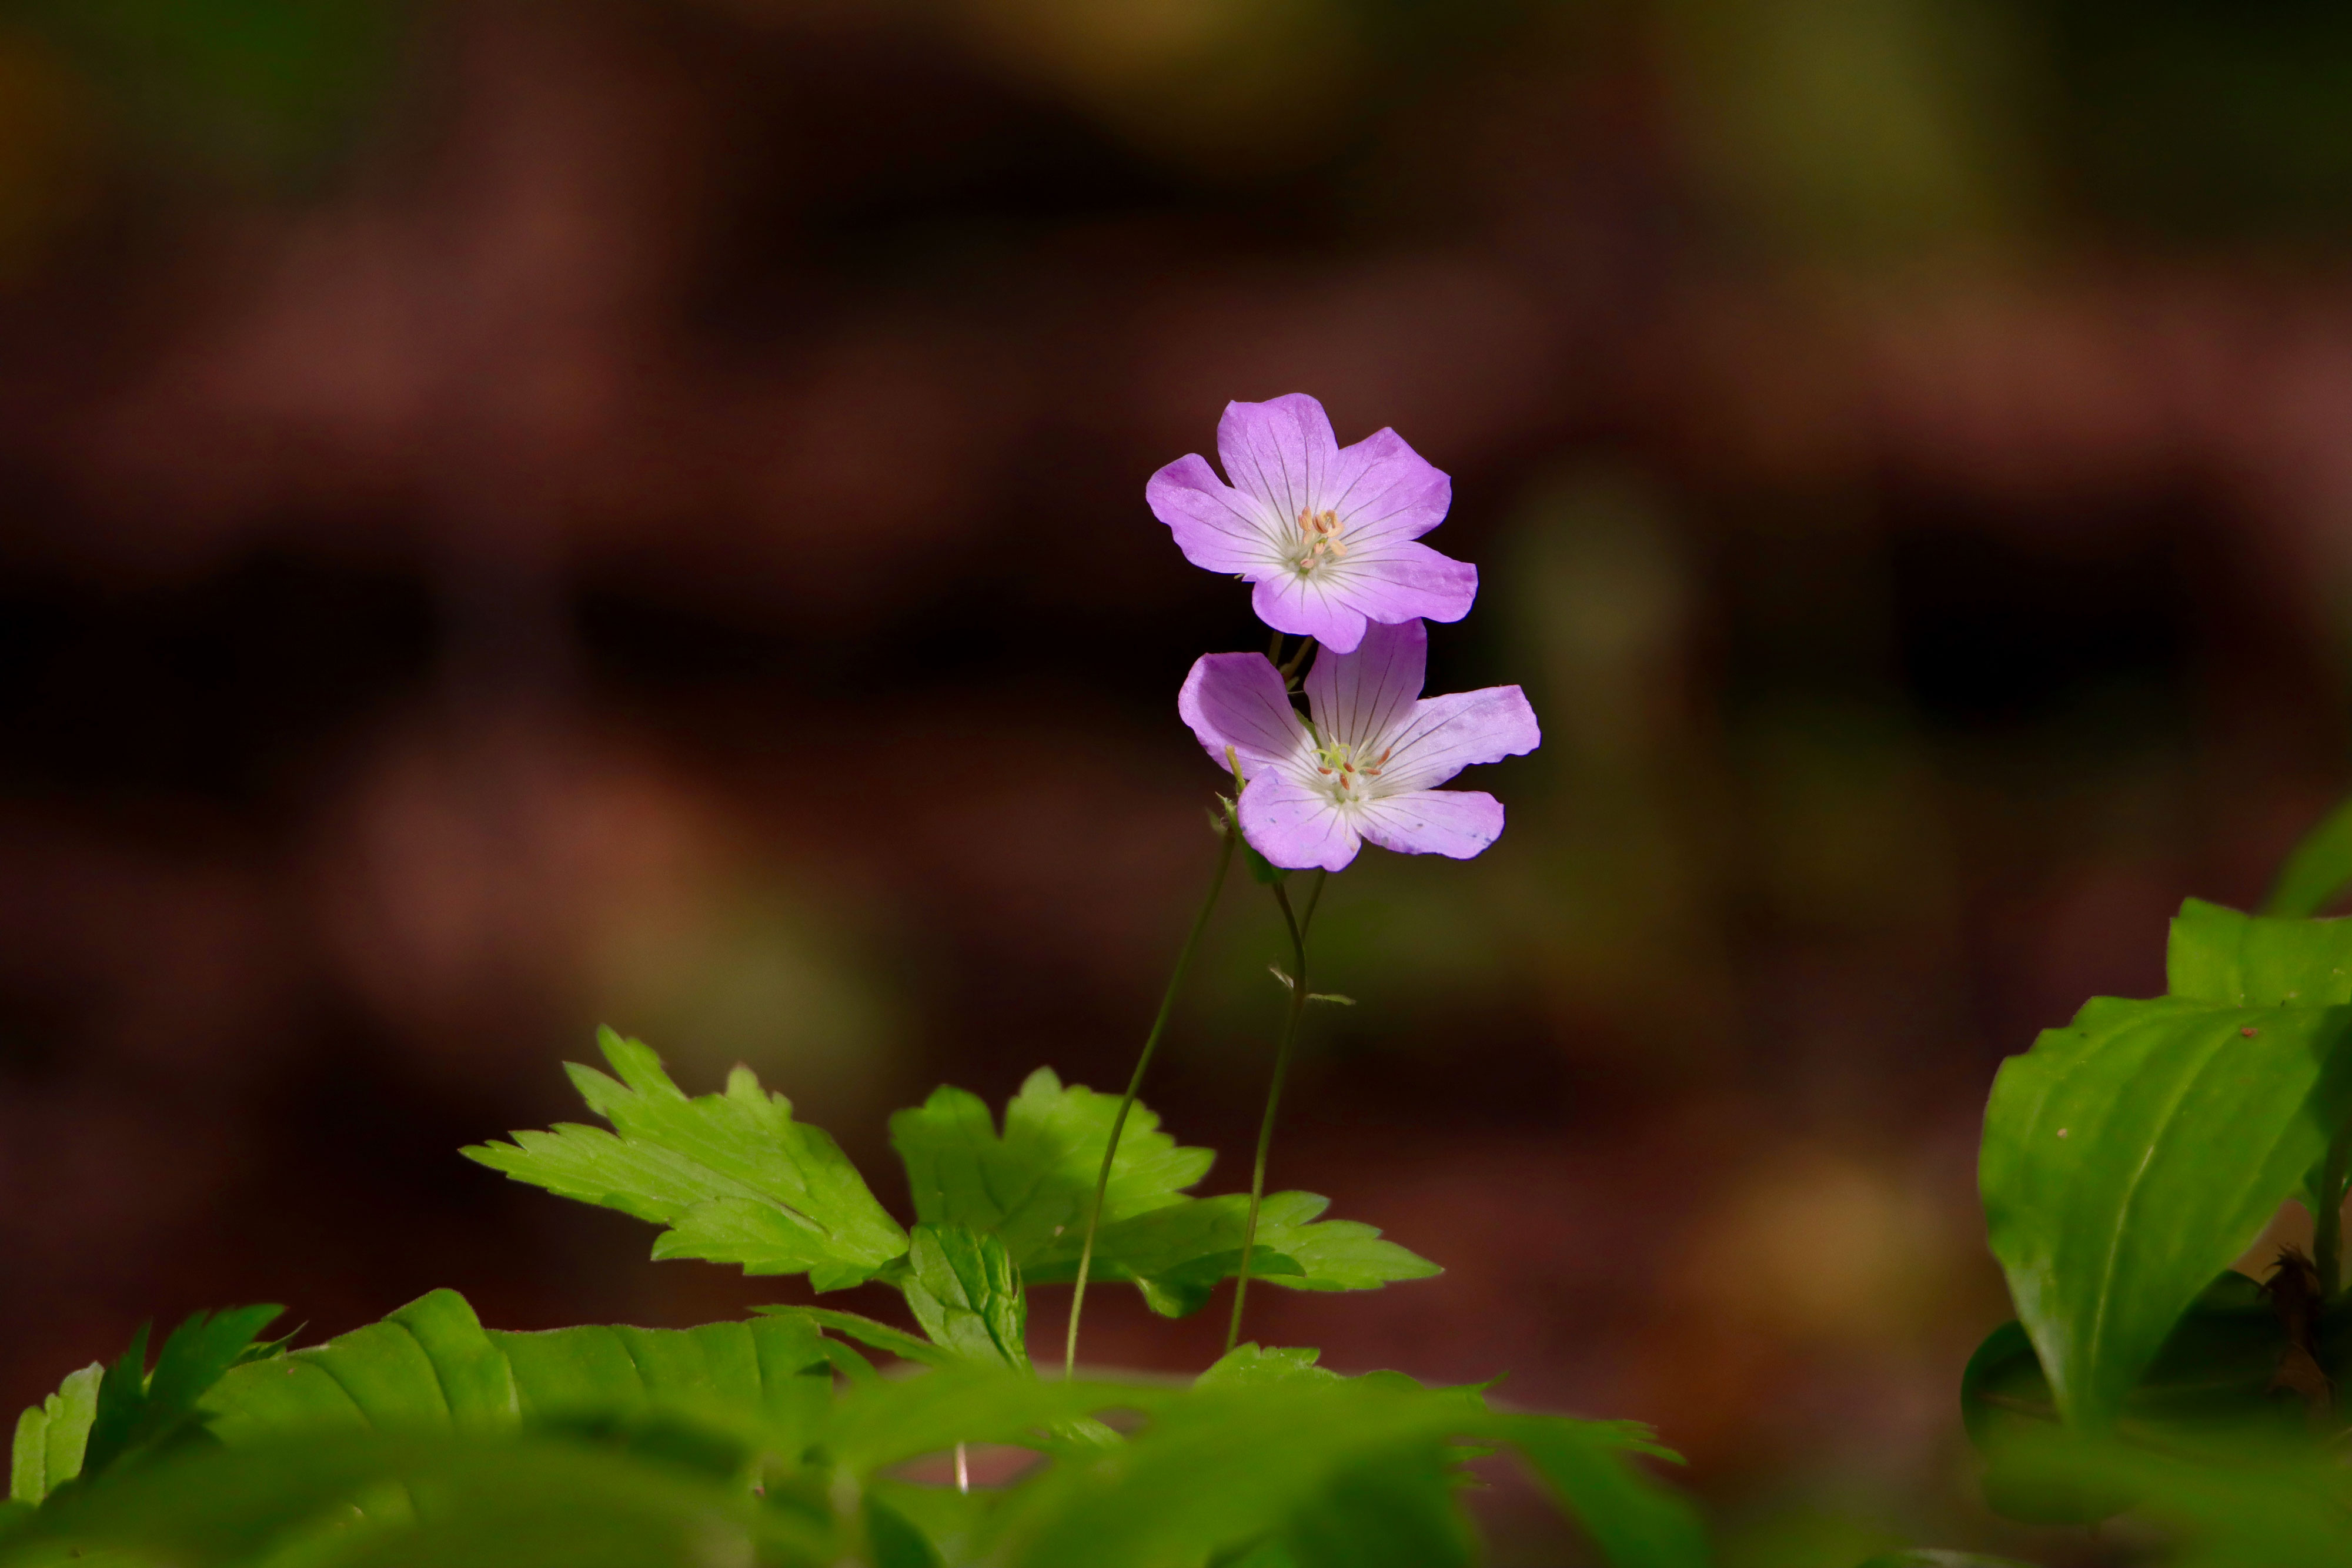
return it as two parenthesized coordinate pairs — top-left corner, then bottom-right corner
(2, 1), (2347, 1561)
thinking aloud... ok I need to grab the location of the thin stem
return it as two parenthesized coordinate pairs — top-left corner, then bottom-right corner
(1277, 636), (1317, 688)
(1227, 870), (1327, 1352)
(1062, 820), (1240, 1376)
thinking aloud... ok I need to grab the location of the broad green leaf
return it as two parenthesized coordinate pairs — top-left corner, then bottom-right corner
(2263, 795), (2352, 918)
(1980, 993), (2352, 1429)
(1277, 1439), (1478, 1568)
(888, 1068), (1212, 1269)
(1197, 1345), (1342, 1389)
(204, 1289), (833, 1452)
(0, 1431), (833, 1568)
(901, 1223), (1030, 1372)
(2167, 898), (2352, 1005)
(9, 1365), (98, 1505)
(465, 1028), (907, 1289)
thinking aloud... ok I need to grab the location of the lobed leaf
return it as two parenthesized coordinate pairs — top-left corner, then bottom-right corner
(888, 1068), (1211, 1269)
(464, 1029), (907, 1289)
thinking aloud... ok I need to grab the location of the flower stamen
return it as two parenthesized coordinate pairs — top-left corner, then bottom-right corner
(1293, 507), (1346, 572)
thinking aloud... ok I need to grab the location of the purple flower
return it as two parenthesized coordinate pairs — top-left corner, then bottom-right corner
(1179, 618), (1539, 872)
(1147, 393), (1477, 654)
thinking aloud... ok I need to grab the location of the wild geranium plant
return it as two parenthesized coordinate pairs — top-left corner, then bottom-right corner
(0, 395), (1705, 1568)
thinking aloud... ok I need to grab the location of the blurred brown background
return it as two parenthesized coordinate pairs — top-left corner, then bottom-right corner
(3, 0), (2350, 1560)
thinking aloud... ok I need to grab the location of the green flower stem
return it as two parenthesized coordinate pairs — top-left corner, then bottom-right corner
(1227, 868), (1327, 1353)
(1062, 817), (1240, 1376)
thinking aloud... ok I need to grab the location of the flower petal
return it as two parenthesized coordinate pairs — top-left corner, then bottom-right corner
(1251, 573), (1370, 653)
(1324, 427), (1451, 546)
(1355, 790), (1505, 860)
(1377, 685), (1542, 793)
(1178, 652), (1308, 770)
(1305, 617), (1425, 751)
(1216, 394), (1340, 521)
(1327, 540), (1477, 628)
(1147, 453), (1280, 575)
(1238, 774), (1363, 872)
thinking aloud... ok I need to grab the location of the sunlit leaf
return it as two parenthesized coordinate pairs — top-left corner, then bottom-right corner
(464, 1028), (907, 1289)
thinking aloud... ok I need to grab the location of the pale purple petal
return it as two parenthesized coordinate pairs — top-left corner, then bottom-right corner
(1147, 453), (1280, 575)
(1327, 540), (1477, 628)
(1323, 428), (1451, 546)
(1178, 653), (1308, 770)
(1251, 573), (1371, 653)
(1216, 394), (1339, 520)
(1305, 617), (1425, 750)
(1377, 686), (1542, 793)
(1355, 790), (1506, 860)
(1238, 775), (1363, 872)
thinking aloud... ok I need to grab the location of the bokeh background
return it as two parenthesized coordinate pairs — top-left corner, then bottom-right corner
(4, 0), (2350, 1560)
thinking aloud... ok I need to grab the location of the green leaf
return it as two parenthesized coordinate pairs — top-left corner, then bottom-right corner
(9, 1364), (99, 1505)
(2, 1430), (833, 1568)
(2167, 898), (2352, 1005)
(1196, 1345), (1342, 1389)
(997, 1383), (1702, 1568)
(820, 1368), (1154, 1476)
(752, 1307), (958, 1369)
(1501, 1415), (1708, 1568)
(1028, 1191), (1438, 1319)
(74, 1305), (284, 1487)
(2264, 795), (2352, 917)
(889, 1068), (1212, 1270)
(203, 1289), (834, 1455)
(902, 1223), (1031, 1372)
(1853, 1554), (2039, 1567)
(1980, 993), (2352, 1430)
(465, 1028), (907, 1289)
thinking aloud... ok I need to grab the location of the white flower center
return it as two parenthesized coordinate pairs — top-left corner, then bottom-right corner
(1310, 735), (1389, 803)
(1291, 506), (1347, 574)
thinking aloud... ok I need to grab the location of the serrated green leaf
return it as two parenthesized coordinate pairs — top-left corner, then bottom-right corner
(903, 1223), (1031, 1372)
(465, 1028), (907, 1288)
(2167, 898), (2352, 1006)
(1980, 993), (2352, 1430)
(2264, 795), (2352, 918)
(1027, 1191), (1436, 1319)
(74, 1305), (285, 1487)
(888, 1068), (1212, 1270)
(9, 1365), (98, 1505)
(1502, 1415), (1708, 1568)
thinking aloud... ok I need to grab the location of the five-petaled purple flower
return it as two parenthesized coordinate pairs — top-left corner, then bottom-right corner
(1180, 619), (1540, 872)
(1147, 393), (1477, 654)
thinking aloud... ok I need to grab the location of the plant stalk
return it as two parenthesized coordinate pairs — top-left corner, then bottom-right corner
(1062, 819), (1239, 1376)
(1227, 869), (1327, 1352)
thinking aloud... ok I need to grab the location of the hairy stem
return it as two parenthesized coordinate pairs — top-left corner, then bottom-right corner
(1062, 820), (1240, 1376)
(1227, 869), (1327, 1352)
